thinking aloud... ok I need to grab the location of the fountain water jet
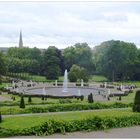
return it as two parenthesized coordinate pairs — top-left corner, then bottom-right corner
(55, 80), (57, 86)
(62, 69), (68, 92)
(42, 87), (46, 95)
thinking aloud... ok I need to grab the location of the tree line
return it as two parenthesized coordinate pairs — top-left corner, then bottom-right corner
(0, 40), (140, 81)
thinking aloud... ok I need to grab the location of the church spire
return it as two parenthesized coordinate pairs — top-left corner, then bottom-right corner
(19, 30), (23, 48)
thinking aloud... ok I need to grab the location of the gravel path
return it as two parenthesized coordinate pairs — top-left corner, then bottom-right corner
(47, 126), (140, 138)
(0, 95), (11, 101)
(11, 126), (140, 138)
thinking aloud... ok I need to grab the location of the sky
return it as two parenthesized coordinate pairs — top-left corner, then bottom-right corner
(0, 1), (140, 49)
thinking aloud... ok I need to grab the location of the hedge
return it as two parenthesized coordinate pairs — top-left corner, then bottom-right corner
(1, 102), (133, 115)
(1, 114), (140, 137)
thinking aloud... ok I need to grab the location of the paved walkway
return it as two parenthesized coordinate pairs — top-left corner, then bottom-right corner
(12, 126), (140, 138)
(47, 126), (140, 138)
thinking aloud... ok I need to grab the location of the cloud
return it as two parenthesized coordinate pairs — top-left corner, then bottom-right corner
(0, 2), (140, 49)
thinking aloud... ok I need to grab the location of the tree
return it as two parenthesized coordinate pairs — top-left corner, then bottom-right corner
(93, 40), (140, 81)
(119, 96), (122, 101)
(19, 96), (25, 108)
(28, 96), (32, 103)
(7, 47), (42, 75)
(68, 64), (89, 82)
(68, 65), (81, 82)
(42, 46), (63, 79)
(63, 43), (95, 74)
(88, 93), (94, 103)
(0, 112), (2, 123)
(0, 52), (7, 82)
(133, 90), (140, 112)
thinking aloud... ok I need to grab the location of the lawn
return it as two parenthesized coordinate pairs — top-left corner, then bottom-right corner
(0, 108), (135, 130)
(90, 75), (108, 82)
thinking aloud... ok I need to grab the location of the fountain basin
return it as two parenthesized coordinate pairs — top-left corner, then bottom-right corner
(25, 87), (106, 97)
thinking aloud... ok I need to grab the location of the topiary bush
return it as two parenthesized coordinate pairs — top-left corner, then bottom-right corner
(88, 93), (94, 103)
(119, 96), (122, 101)
(80, 95), (84, 101)
(28, 96), (32, 103)
(19, 96), (25, 108)
(0, 112), (2, 123)
(133, 90), (140, 112)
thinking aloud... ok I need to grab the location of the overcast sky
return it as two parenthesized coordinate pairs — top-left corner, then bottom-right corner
(0, 1), (140, 49)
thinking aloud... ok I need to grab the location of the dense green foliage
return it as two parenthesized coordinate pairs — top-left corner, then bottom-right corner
(42, 46), (64, 79)
(93, 40), (140, 81)
(1, 109), (140, 137)
(0, 52), (7, 83)
(88, 93), (94, 103)
(28, 96), (32, 103)
(0, 112), (2, 123)
(19, 96), (25, 108)
(68, 64), (89, 82)
(1, 40), (140, 81)
(63, 43), (95, 73)
(1, 102), (132, 115)
(7, 47), (41, 75)
(133, 90), (140, 112)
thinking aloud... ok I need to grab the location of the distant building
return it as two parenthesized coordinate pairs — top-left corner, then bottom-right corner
(19, 30), (23, 48)
(0, 47), (8, 53)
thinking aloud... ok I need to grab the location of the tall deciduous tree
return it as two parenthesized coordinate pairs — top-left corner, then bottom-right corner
(93, 40), (140, 81)
(42, 46), (63, 80)
(63, 43), (95, 73)
(68, 64), (89, 82)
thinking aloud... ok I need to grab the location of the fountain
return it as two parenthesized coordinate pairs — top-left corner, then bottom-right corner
(55, 80), (57, 86)
(62, 69), (68, 92)
(81, 79), (84, 87)
(78, 89), (81, 96)
(42, 87), (46, 95)
(104, 82), (107, 88)
(24, 69), (107, 97)
(120, 84), (123, 91)
(30, 80), (33, 87)
(12, 81), (15, 89)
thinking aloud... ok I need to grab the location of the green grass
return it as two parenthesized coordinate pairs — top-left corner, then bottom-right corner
(90, 75), (108, 82)
(0, 108), (135, 130)
(0, 83), (11, 88)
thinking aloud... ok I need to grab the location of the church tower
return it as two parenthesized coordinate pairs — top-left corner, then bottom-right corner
(19, 30), (23, 48)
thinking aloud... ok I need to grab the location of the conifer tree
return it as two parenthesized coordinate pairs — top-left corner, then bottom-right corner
(19, 96), (25, 108)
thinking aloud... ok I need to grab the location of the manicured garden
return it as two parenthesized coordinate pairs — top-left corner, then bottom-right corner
(1, 108), (140, 137)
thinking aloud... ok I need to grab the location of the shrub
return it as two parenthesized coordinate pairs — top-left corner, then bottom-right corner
(1, 114), (140, 137)
(59, 99), (72, 104)
(80, 95), (84, 101)
(41, 97), (44, 101)
(88, 93), (94, 103)
(28, 96), (32, 103)
(133, 90), (140, 112)
(107, 96), (110, 101)
(0, 112), (2, 123)
(119, 96), (122, 101)
(19, 96), (25, 108)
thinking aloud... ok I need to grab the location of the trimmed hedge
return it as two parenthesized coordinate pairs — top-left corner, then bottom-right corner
(1, 114), (140, 137)
(0, 112), (2, 123)
(1, 102), (132, 115)
(19, 96), (25, 108)
(133, 90), (140, 112)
